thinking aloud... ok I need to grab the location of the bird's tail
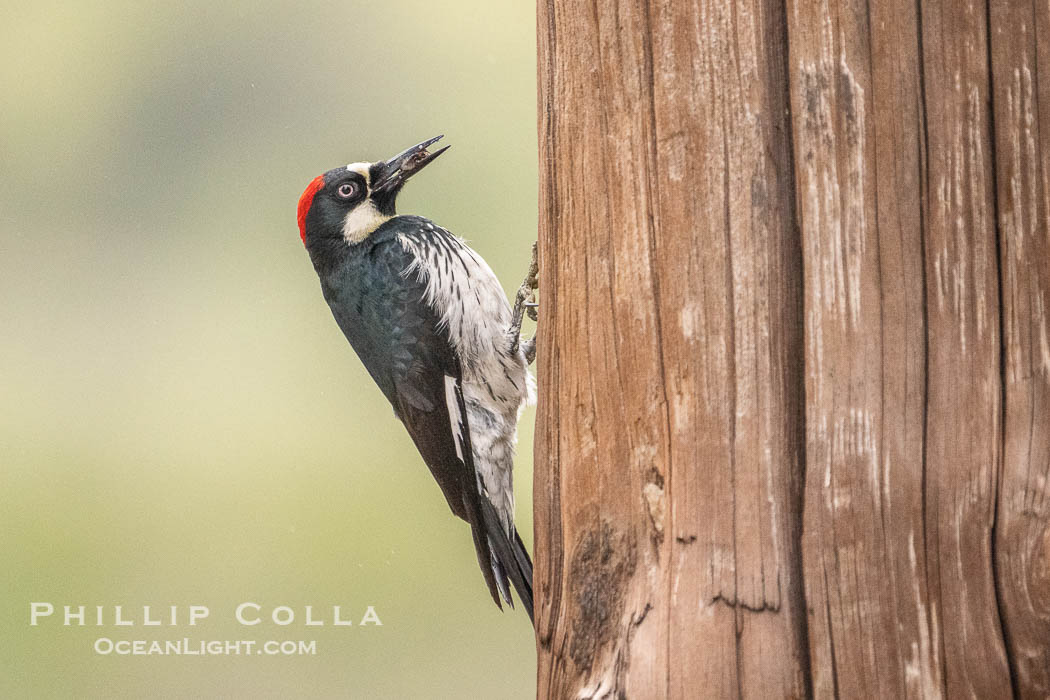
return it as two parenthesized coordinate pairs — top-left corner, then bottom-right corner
(480, 499), (534, 624)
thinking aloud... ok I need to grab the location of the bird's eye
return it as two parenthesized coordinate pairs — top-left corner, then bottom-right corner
(337, 182), (359, 199)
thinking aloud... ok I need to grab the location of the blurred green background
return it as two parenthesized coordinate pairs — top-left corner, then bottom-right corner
(0, 1), (537, 697)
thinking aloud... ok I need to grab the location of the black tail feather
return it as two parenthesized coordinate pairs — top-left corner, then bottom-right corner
(512, 528), (533, 587)
(448, 366), (533, 623)
(480, 500), (534, 624)
(465, 499), (504, 611)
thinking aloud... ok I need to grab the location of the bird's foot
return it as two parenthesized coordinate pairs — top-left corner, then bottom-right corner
(510, 243), (539, 360)
(521, 336), (536, 365)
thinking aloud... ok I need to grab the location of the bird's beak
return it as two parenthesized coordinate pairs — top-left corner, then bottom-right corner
(371, 135), (450, 197)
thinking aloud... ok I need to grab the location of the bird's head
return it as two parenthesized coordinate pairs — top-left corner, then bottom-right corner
(297, 135), (449, 247)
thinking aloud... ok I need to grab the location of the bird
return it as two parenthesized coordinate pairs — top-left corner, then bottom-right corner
(297, 136), (536, 622)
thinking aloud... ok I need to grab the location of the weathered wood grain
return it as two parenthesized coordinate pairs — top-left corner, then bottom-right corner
(784, 0), (946, 696)
(536, 0), (1050, 697)
(536, 0), (806, 696)
(990, 2), (1050, 696)
(917, 2), (1013, 696)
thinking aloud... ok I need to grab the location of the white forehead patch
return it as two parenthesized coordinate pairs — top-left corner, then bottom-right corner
(346, 162), (372, 187)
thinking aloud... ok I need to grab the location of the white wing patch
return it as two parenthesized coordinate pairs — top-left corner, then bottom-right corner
(444, 374), (465, 461)
(397, 222), (534, 534)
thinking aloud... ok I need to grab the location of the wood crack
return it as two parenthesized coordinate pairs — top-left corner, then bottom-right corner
(984, 2), (1021, 694)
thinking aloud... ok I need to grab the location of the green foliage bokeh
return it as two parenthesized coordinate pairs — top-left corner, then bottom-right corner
(0, 1), (538, 697)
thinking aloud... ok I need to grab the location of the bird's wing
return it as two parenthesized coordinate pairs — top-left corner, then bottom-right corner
(365, 235), (507, 609)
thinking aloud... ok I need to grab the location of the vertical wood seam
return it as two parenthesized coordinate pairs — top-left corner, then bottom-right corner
(635, 1), (676, 695)
(984, 1), (1022, 695)
(912, 2), (946, 695)
(719, 122), (745, 700)
(775, 1), (815, 695)
(861, 2), (910, 696)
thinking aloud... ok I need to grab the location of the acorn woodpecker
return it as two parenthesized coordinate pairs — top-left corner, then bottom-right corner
(297, 136), (535, 621)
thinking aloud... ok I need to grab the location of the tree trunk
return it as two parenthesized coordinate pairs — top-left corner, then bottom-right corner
(534, 1), (1050, 698)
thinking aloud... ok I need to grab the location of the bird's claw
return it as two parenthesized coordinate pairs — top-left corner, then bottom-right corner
(510, 243), (539, 361)
(521, 336), (536, 365)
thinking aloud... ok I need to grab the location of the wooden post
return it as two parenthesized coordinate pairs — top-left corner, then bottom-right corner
(534, 1), (1050, 697)
(990, 1), (1050, 695)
